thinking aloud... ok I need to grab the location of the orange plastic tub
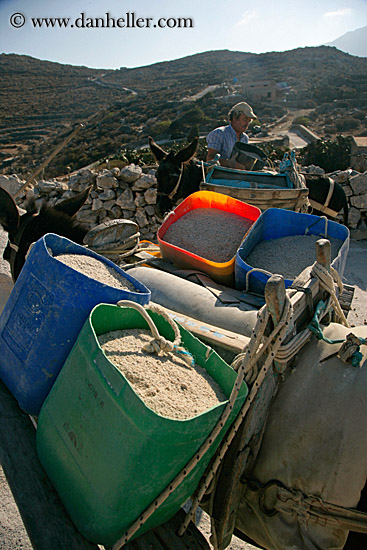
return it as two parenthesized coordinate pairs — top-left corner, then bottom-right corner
(157, 191), (261, 286)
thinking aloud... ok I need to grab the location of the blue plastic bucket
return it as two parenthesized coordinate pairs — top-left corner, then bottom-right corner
(0, 233), (150, 415)
(235, 208), (349, 296)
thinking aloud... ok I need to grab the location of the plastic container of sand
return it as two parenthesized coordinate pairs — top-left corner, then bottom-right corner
(158, 190), (261, 286)
(235, 208), (350, 296)
(36, 302), (248, 546)
(0, 233), (150, 416)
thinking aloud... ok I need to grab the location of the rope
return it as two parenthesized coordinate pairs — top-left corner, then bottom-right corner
(304, 215), (329, 238)
(244, 479), (367, 534)
(276, 487), (367, 533)
(178, 294), (293, 537)
(310, 261), (349, 327)
(112, 295), (292, 549)
(244, 268), (274, 293)
(116, 300), (194, 367)
(168, 164), (184, 200)
(201, 160), (206, 184)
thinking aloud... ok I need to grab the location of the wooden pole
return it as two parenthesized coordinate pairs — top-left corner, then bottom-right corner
(265, 274), (287, 327)
(315, 238), (332, 321)
(315, 238), (331, 273)
(13, 123), (84, 199)
(265, 274), (287, 373)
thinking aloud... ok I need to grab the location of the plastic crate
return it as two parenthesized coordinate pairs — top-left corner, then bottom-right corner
(0, 233), (150, 415)
(235, 208), (349, 296)
(158, 191), (261, 286)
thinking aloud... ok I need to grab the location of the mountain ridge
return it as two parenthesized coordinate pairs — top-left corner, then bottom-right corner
(0, 46), (366, 177)
(325, 26), (367, 58)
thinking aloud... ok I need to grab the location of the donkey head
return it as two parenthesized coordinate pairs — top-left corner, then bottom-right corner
(149, 136), (199, 219)
(0, 186), (91, 282)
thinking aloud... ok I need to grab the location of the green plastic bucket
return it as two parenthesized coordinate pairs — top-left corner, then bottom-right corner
(36, 303), (248, 546)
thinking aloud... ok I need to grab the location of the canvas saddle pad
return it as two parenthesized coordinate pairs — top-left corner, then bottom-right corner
(236, 323), (367, 550)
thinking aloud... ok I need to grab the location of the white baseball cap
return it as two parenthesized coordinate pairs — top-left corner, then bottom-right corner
(229, 102), (257, 119)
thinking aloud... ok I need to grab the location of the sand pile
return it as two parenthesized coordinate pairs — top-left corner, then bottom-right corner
(164, 208), (253, 262)
(99, 328), (226, 419)
(245, 234), (343, 279)
(55, 253), (136, 291)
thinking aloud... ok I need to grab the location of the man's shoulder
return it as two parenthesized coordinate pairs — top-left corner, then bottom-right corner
(207, 125), (232, 140)
(207, 125), (228, 136)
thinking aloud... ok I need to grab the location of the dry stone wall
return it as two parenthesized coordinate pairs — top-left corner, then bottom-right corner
(0, 165), (160, 242)
(1, 164), (367, 241)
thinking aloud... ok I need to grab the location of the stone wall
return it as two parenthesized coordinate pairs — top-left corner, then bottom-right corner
(334, 170), (367, 239)
(0, 165), (160, 242)
(1, 164), (367, 241)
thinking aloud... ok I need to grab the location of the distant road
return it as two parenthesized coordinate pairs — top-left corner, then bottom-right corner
(285, 130), (309, 149)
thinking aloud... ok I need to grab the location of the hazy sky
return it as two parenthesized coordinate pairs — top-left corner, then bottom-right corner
(0, 0), (366, 69)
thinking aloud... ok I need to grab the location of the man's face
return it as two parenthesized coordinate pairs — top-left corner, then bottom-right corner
(231, 113), (252, 134)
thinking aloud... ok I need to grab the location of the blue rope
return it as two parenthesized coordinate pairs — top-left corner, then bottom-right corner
(307, 301), (343, 344)
(308, 300), (366, 367)
(351, 350), (364, 368)
(174, 345), (195, 366)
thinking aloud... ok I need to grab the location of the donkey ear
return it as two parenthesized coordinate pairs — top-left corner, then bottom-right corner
(174, 137), (199, 165)
(54, 185), (92, 217)
(0, 187), (20, 232)
(149, 136), (168, 162)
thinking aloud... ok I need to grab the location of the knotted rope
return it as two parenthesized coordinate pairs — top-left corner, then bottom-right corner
(310, 260), (349, 327)
(116, 300), (194, 366)
(112, 295), (292, 549)
(243, 479), (367, 534)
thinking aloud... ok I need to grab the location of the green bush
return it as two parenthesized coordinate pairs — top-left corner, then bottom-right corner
(300, 135), (353, 172)
(149, 120), (171, 136)
(334, 117), (360, 132)
(293, 116), (311, 126)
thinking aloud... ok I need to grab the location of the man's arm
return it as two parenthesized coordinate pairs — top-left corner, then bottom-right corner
(206, 148), (239, 168)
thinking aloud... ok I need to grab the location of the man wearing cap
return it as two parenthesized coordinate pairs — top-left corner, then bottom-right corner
(206, 102), (257, 168)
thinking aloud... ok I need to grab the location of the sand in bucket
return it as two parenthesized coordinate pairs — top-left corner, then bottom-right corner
(55, 253), (137, 292)
(99, 328), (226, 419)
(245, 234), (344, 280)
(163, 208), (253, 263)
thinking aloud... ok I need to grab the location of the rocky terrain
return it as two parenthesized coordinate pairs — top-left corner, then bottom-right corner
(1, 162), (367, 242)
(1, 47), (366, 178)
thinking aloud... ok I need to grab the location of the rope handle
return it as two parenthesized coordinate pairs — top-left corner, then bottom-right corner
(112, 292), (293, 549)
(310, 261), (348, 327)
(305, 215), (329, 238)
(244, 267), (273, 293)
(116, 300), (194, 366)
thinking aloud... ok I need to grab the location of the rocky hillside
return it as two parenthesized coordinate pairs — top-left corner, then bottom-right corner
(1, 47), (366, 178)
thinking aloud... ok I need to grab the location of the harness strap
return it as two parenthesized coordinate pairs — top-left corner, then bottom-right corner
(309, 199), (339, 219)
(244, 479), (367, 534)
(325, 177), (335, 209)
(309, 178), (338, 218)
(168, 164), (184, 200)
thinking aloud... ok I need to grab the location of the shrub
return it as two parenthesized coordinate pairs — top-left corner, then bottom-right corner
(300, 135), (353, 172)
(148, 120), (171, 136)
(335, 117), (360, 132)
(293, 116), (311, 126)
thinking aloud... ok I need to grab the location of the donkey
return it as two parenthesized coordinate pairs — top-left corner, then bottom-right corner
(304, 174), (349, 226)
(149, 137), (349, 226)
(149, 136), (201, 219)
(0, 186), (91, 282)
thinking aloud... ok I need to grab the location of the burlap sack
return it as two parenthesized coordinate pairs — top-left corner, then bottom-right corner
(236, 323), (367, 550)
